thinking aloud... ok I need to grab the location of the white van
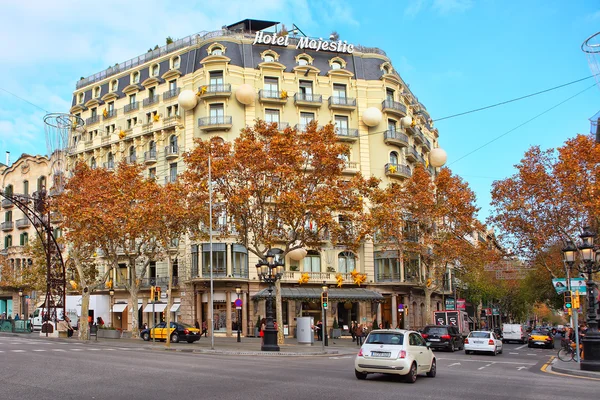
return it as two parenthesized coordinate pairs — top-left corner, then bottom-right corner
(502, 323), (527, 344)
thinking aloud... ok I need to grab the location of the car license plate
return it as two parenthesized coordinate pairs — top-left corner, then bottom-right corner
(371, 351), (391, 357)
(535, 341), (545, 345)
(429, 338), (440, 341)
(473, 340), (484, 344)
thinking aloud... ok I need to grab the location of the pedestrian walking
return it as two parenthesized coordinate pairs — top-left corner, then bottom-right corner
(355, 323), (364, 346)
(260, 318), (266, 345)
(202, 320), (208, 337)
(316, 320), (323, 341)
(350, 321), (356, 343)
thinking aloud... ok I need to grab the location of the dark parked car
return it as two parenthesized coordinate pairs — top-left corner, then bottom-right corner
(141, 321), (201, 343)
(421, 325), (464, 352)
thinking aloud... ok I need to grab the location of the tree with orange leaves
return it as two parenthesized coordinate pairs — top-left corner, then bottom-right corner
(370, 164), (483, 325)
(182, 121), (376, 343)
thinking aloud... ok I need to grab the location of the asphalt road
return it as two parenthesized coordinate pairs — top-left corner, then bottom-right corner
(1, 337), (598, 400)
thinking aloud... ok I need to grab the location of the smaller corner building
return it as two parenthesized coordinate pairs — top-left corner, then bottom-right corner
(66, 19), (450, 337)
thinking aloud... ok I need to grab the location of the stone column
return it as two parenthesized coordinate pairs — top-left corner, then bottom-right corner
(376, 303), (382, 328)
(196, 290), (203, 329)
(391, 295), (398, 328)
(242, 291), (248, 337)
(226, 291), (232, 337)
(207, 290), (213, 336)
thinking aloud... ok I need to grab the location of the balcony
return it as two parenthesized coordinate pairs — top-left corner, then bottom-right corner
(343, 161), (360, 174)
(198, 84), (231, 99)
(163, 87), (181, 101)
(125, 155), (137, 164)
(165, 145), (179, 160)
(198, 116), (233, 132)
(2, 199), (13, 208)
(422, 137), (431, 152)
(103, 109), (117, 120)
(294, 93), (322, 107)
(382, 99), (407, 117)
(143, 95), (159, 107)
(16, 218), (31, 229)
(1, 221), (14, 231)
(86, 115), (100, 125)
(328, 96), (357, 110)
(124, 102), (140, 113)
(163, 115), (181, 129)
(405, 147), (421, 163)
(164, 175), (178, 184)
(139, 276), (179, 288)
(144, 150), (157, 164)
(383, 129), (409, 148)
(385, 163), (411, 179)
(295, 124), (322, 132)
(258, 90), (288, 104)
(335, 128), (359, 142)
(413, 129), (426, 145)
(280, 271), (354, 284)
(375, 271), (401, 282)
(265, 121), (289, 131)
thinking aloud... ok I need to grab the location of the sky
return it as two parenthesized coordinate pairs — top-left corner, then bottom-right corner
(0, 0), (599, 224)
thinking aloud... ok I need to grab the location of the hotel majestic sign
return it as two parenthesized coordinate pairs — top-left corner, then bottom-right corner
(252, 31), (355, 54)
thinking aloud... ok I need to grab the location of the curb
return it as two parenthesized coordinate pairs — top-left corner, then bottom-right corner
(551, 359), (600, 379)
(143, 346), (339, 357)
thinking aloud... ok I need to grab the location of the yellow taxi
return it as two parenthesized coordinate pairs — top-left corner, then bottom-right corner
(141, 321), (201, 343)
(527, 329), (554, 349)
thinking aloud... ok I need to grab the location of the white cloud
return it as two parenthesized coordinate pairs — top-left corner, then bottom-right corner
(404, 0), (427, 18)
(433, 0), (474, 14)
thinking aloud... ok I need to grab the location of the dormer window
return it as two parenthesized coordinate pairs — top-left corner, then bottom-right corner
(264, 54), (275, 62)
(151, 64), (159, 77)
(94, 86), (101, 98)
(331, 61), (342, 70)
(298, 57), (308, 66)
(111, 80), (118, 92)
(132, 71), (140, 84)
(172, 56), (181, 69)
(78, 93), (84, 104)
(211, 48), (223, 56)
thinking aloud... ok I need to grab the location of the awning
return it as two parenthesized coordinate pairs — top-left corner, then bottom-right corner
(252, 287), (384, 302)
(112, 303), (128, 313)
(170, 304), (181, 313)
(143, 303), (167, 313)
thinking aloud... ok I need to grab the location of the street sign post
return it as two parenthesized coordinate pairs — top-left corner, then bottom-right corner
(234, 298), (242, 310)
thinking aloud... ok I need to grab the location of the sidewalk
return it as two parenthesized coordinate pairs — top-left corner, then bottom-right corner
(550, 357), (600, 379)
(0, 331), (361, 357)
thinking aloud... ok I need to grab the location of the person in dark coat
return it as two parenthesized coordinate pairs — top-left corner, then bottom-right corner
(316, 320), (323, 341)
(350, 321), (356, 343)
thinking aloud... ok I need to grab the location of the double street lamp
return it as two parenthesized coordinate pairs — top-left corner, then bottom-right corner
(562, 226), (600, 372)
(109, 289), (115, 328)
(256, 248), (284, 352)
(235, 286), (241, 343)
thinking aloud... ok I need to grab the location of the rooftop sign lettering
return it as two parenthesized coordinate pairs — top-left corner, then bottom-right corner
(252, 31), (354, 54)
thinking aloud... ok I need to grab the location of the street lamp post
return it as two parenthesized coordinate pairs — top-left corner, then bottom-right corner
(18, 289), (23, 319)
(109, 289), (115, 328)
(235, 286), (241, 343)
(562, 227), (600, 371)
(322, 283), (328, 347)
(256, 248), (284, 352)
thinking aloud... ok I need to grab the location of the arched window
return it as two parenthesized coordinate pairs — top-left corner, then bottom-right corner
(149, 140), (156, 153)
(132, 71), (140, 84)
(78, 93), (84, 104)
(37, 176), (46, 192)
(20, 232), (28, 246)
(211, 47), (223, 56)
(94, 86), (101, 98)
(4, 235), (12, 249)
(129, 146), (136, 163)
(107, 152), (114, 169)
(303, 250), (321, 273)
(172, 56), (181, 69)
(298, 57), (309, 66)
(390, 151), (399, 165)
(151, 64), (159, 77)
(338, 251), (356, 273)
(90, 157), (96, 169)
(111, 80), (118, 92)
(331, 61), (342, 70)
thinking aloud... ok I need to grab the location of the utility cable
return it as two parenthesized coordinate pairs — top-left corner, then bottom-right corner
(434, 74), (597, 122)
(0, 87), (49, 113)
(449, 83), (597, 166)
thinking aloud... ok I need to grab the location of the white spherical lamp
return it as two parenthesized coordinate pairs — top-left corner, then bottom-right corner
(401, 116), (412, 128)
(429, 147), (447, 168)
(235, 84), (255, 105)
(288, 247), (307, 261)
(178, 89), (198, 111)
(362, 107), (382, 127)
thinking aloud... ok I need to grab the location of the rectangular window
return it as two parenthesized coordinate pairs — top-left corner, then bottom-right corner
(300, 112), (314, 126)
(232, 244), (248, 278)
(108, 101), (114, 112)
(191, 245), (199, 277)
(264, 77), (279, 97)
(149, 261), (156, 279)
(388, 119), (397, 132)
(209, 104), (224, 124)
(265, 109), (280, 124)
(333, 84), (347, 99)
(5, 211), (12, 222)
(403, 252), (420, 282)
(299, 80), (313, 101)
(149, 168), (156, 180)
(209, 71), (224, 86)
(23, 181), (28, 196)
(148, 87), (155, 98)
(169, 163), (177, 183)
(374, 252), (400, 281)
(91, 107), (97, 117)
(386, 88), (395, 102)
(335, 115), (349, 135)
(169, 80), (177, 91)
(129, 94), (136, 104)
(202, 243), (226, 277)
(146, 112), (152, 123)
(303, 254), (321, 272)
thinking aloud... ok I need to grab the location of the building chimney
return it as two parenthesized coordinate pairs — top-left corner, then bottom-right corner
(5, 151), (9, 166)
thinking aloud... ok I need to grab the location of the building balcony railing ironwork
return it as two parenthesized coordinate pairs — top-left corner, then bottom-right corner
(163, 115), (181, 129)
(125, 155), (137, 164)
(280, 270), (354, 284)
(405, 147), (420, 163)
(103, 109), (117, 120)
(335, 128), (359, 142)
(164, 175), (178, 184)
(139, 276), (179, 288)
(413, 129), (426, 145)
(1, 221), (14, 231)
(86, 115), (100, 125)
(328, 96), (357, 110)
(294, 123), (322, 132)
(385, 163), (411, 179)
(2, 199), (14, 209)
(265, 121), (289, 131)
(422, 137), (431, 151)
(294, 93), (322, 107)
(165, 145), (179, 160)
(143, 95), (159, 107)
(124, 102), (140, 113)
(375, 271), (402, 282)
(163, 87), (181, 101)
(198, 84), (232, 99)
(103, 161), (115, 171)
(258, 90), (289, 104)
(382, 99), (407, 117)
(343, 161), (360, 173)
(15, 218), (31, 229)
(198, 116), (233, 131)
(144, 150), (157, 164)
(383, 129), (409, 148)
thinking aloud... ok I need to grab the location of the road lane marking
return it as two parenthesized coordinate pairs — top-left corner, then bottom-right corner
(11, 350), (25, 352)
(526, 354), (536, 356)
(509, 352), (519, 355)
(515, 344), (528, 350)
(33, 350), (45, 352)
(70, 349), (83, 351)
(517, 366), (528, 370)
(52, 349), (65, 352)
(437, 358), (536, 365)
(448, 362), (461, 367)
(478, 363), (493, 370)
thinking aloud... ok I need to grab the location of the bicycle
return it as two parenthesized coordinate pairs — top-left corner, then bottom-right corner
(557, 339), (583, 361)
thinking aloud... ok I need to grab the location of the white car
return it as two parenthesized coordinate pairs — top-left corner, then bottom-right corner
(464, 331), (503, 355)
(354, 329), (436, 383)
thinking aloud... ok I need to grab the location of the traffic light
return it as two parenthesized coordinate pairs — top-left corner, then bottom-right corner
(321, 292), (328, 309)
(155, 286), (161, 302)
(564, 290), (573, 309)
(573, 291), (580, 309)
(150, 286), (155, 303)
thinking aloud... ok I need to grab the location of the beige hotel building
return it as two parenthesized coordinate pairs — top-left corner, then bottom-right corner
(67, 19), (452, 337)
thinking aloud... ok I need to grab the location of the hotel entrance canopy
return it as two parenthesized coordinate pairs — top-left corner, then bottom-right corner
(252, 287), (383, 302)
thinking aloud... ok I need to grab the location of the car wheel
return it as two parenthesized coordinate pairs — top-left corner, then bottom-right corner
(465, 350), (471, 355)
(355, 369), (367, 380)
(187, 340), (195, 344)
(171, 333), (179, 343)
(527, 343), (532, 348)
(405, 362), (418, 383)
(426, 359), (436, 378)
(499, 347), (503, 354)
(492, 349), (497, 356)
(142, 332), (150, 341)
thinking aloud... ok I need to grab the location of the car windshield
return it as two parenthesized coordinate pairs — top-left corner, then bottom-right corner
(423, 327), (447, 335)
(469, 332), (490, 338)
(179, 323), (194, 329)
(365, 333), (404, 345)
(531, 330), (549, 335)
